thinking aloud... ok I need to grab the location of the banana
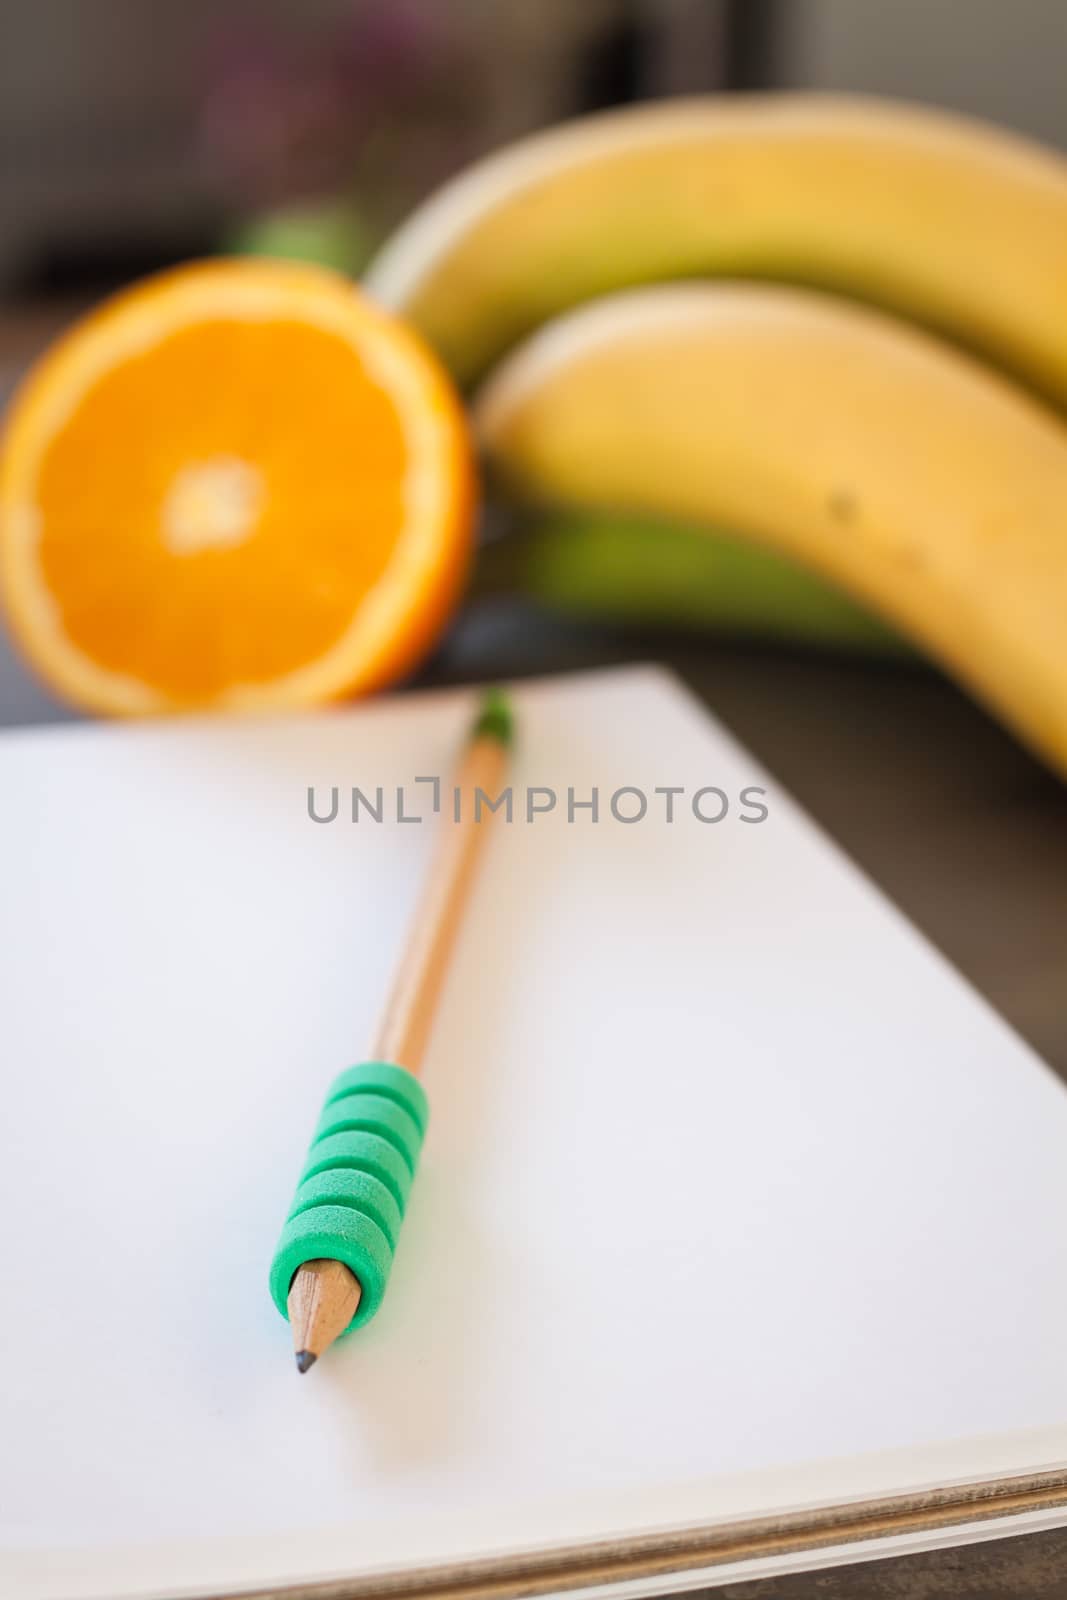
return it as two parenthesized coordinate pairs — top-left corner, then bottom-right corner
(365, 95), (1067, 400)
(475, 284), (1067, 776)
(474, 510), (903, 654)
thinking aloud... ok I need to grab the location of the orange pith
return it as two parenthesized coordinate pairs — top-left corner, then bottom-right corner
(0, 260), (475, 714)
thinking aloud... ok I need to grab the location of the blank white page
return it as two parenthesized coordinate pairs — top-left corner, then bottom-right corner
(2, 665), (1067, 1600)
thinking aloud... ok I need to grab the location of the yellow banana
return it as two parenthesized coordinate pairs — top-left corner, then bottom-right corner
(476, 284), (1067, 777)
(365, 95), (1067, 401)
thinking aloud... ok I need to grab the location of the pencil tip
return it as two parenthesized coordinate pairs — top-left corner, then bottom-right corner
(295, 1349), (317, 1374)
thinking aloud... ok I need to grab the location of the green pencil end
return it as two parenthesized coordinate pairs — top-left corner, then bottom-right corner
(471, 686), (515, 748)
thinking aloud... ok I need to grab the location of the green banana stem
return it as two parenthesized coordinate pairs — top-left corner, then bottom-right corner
(472, 507), (907, 655)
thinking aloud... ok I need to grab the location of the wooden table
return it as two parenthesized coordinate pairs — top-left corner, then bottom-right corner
(2, 305), (1066, 1597)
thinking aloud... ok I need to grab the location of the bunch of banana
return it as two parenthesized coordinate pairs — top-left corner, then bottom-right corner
(365, 95), (1067, 775)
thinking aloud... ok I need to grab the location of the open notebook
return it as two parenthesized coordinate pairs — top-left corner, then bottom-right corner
(3, 665), (1067, 1600)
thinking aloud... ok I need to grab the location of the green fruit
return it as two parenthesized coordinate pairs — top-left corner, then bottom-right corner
(230, 201), (375, 276)
(474, 509), (904, 655)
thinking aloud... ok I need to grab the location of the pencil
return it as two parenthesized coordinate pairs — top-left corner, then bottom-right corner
(282, 688), (514, 1372)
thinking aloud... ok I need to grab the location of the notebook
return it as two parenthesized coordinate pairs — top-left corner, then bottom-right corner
(2, 664), (1067, 1600)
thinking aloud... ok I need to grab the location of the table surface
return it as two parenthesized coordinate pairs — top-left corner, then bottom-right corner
(2, 305), (1066, 1598)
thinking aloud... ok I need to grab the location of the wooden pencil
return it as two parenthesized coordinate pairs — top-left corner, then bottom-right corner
(288, 689), (513, 1370)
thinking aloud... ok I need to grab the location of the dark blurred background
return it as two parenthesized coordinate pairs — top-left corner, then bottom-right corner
(3, 0), (1067, 307)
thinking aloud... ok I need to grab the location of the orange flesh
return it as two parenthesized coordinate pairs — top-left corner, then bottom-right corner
(35, 318), (410, 699)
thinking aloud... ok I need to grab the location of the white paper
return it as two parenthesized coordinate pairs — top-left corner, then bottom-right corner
(2, 665), (1067, 1600)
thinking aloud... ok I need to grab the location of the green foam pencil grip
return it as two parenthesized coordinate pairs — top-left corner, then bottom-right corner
(269, 1061), (429, 1333)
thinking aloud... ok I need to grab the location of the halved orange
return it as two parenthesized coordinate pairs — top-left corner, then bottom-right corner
(0, 259), (475, 714)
